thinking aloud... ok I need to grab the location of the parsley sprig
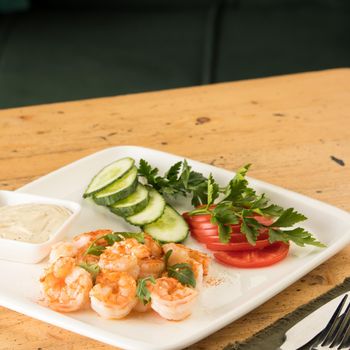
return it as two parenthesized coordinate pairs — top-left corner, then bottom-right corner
(138, 159), (207, 206)
(136, 276), (156, 305)
(168, 263), (196, 288)
(189, 166), (325, 247)
(138, 159), (324, 248)
(164, 249), (196, 288)
(79, 262), (100, 282)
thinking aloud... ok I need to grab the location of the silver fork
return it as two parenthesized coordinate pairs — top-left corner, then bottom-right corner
(297, 295), (350, 349)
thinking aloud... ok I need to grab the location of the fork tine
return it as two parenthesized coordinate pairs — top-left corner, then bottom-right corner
(337, 313), (350, 349)
(296, 327), (328, 349)
(320, 295), (349, 346)
(296, 296), (348, 350)
(329, 301), (350, 348)
(296, 329), (325, 349)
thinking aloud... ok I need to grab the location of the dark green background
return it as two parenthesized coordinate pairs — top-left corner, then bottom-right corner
(0, 0), (349, 108)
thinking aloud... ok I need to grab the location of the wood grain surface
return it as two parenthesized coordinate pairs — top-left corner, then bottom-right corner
(0, 68), (349, 350)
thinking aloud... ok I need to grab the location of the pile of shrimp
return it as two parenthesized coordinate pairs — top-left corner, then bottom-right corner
(40, 230), (210, 321)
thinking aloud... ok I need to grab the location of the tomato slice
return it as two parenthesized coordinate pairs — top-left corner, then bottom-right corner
(186, 221), (218, 229)
(190, 225), (242, 236)
(214, 242), (289, 268)
(187, 221), (243, 230)
(183, 212), (212, 222)
(192, 232), (269, 243)
(184, 212), (274, 228)
(206, 239), (271, 251)
(192, 232), (248, 243)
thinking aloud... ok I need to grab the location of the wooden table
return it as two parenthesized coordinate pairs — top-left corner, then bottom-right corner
(0, 68), (349, 350)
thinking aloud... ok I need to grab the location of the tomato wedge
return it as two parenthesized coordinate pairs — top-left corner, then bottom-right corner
(214, 242), (289, 268)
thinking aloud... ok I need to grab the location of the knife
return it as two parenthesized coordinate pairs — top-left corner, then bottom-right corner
(279, 291), (350, 350)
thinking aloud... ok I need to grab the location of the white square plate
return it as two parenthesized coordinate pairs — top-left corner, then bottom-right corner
(1, 146), (349, 350)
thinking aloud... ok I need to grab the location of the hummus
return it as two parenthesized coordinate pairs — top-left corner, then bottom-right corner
(0, 203), (72, 243)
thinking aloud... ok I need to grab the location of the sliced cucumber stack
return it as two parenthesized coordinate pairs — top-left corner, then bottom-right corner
(84, 156), (189, 244)
(109, 184), (149, 217)
(143, 205), (189, 243)
(126, 188), (165, 226)
(93, 166), (138, 206)
(84, 157), (134, 198)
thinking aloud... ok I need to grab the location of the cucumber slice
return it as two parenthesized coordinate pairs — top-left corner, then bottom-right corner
(143, 205), (189, 243)
(126, 188), (165, 226)
(93, 166), (138, 206)
(83, 157), (134, 198)
(109, 184), (149, 217)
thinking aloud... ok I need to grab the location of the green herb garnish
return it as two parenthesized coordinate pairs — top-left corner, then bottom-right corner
(136, 276), (156, 305)
(188, 166), (325, 247)
(168, 263), (196, 288)
(79, 262), (100, 282)
(164, 249), (173, 268)
(164, 249), (196, 288)
(86, 243), (106, 256)
(138, 159), (207, 206)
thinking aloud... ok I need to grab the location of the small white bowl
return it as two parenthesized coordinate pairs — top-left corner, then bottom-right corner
(0, 190), (81, 264)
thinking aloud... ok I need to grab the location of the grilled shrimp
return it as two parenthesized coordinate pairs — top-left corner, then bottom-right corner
(187, 259), (204, 288)
(186, 247), (210, 276)
(72, 229), (112, 251)
(144, 234), (163, 258)
(139, 258), (165, 279)
(73, 229), (112, 264)
(123, 238), (151, 260)
(137, 235), (165, 278)
(90, 271), (137, 319)
(49, 241), (78, 263)
(98, 239), (150, 279)
(40, 257), (93, 312)
(162, 243), (188, 265)
(49, 230), (111, 264)
(150, 277), (198, 321)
